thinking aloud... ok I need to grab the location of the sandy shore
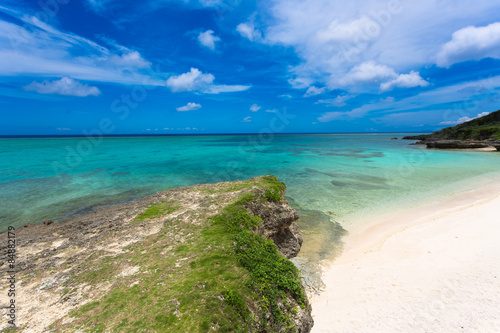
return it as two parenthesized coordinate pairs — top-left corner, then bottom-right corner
(311, 183), (500, 332)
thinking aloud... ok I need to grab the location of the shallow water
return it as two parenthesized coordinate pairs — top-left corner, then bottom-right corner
(1, 134), (499, 237)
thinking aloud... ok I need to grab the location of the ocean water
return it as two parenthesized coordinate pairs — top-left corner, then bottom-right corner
(1, 134), (500, 237)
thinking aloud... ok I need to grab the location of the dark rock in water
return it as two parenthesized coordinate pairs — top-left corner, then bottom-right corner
(425, 140), (490, 149)
(410, 141), (427, 145)
(43, 219), (54, 225)
(402, 134), (429, 140)
(391, 137), (398, 140)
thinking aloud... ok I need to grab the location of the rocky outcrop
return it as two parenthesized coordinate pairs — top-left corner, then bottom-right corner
(402, 134), (430, 141)
(402, 110), (500, 150)
(424, 140), (491, 149)
(0, 176), (312, 332)
(245, 198), (302, 259)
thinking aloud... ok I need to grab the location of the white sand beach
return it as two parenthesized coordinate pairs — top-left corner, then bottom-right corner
(311, 183), (500, 332)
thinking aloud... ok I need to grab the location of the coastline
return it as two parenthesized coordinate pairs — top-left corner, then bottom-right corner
(310, 178), (500, 332)
(0, 176), (313, 332)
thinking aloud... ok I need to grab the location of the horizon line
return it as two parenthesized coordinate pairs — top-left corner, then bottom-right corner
(0, 132), (431, 139)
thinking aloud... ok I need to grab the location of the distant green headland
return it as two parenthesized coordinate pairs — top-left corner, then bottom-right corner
(404, 109), (500, 150)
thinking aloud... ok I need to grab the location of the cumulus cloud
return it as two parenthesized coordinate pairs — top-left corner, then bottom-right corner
(197, 30), (221, 50)
(303, 86), (326, 97)
(380, 71), (429, 92)
(236, 22), (262, 41)
(242, 116), (252, 122)
(106, 51), (151, 68)
(166, 68), (250, 94)
(439, 112), (490, 125)
(24, 77), (101, 97)
(250, 0), (500, 92)
(176, 102), (202, 111)
(250, 104), (261, 112)
(166, 68), (214, 92)
(337, 61), (397, 86)
(437, 22), (500, 67)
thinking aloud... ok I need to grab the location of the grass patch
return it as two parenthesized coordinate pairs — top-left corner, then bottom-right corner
(56, 176), (302, 332)
(198, 182), (252, 194)
(134, 201), (179, 222)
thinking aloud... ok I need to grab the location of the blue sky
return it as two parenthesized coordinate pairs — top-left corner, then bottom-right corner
(1, 0), (500, 135)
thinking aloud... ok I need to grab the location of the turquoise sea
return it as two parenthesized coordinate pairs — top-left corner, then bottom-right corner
(1, 134), (500, 241)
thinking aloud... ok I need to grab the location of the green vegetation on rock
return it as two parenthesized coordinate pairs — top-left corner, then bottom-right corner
(420, 109), (500, 141)
(134, 201), (179, 221)
(47, 175), (308, 332)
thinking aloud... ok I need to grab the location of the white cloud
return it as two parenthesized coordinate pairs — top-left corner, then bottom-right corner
(288, 77), (313, 89)
(166, 68), (250, 94)
(317, 75), (500, 124)
(436, 22), (500, 67)
(251, 0), (500, 91)
(278, 94), (293, 99)
(57, 127), (71, 131)
(236, 22), (262, 41)
(317, 103), (375, 122)
(166, 68), (214, 92)
(379, 71), (429, 92)
(106, 51), (151, 68)
(303, 86), (326, 97)
(380, 96), (395, 103)
(317, 111), (344, 122)
(250, 104), (261, 112)
(337, 61), (396, 87)
(439, 112), (490, 125)
(204, 84), (251, 94)
(242, 116), (252, 122)
(317, 94), (353, 107)
(197, 30), (221, 50)
(176, 102), (202, 111)
(0, 11), (163, 86)
(24, 77), (101, 97)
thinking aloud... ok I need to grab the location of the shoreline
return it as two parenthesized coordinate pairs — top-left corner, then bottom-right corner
(310, 179), (500, 332)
